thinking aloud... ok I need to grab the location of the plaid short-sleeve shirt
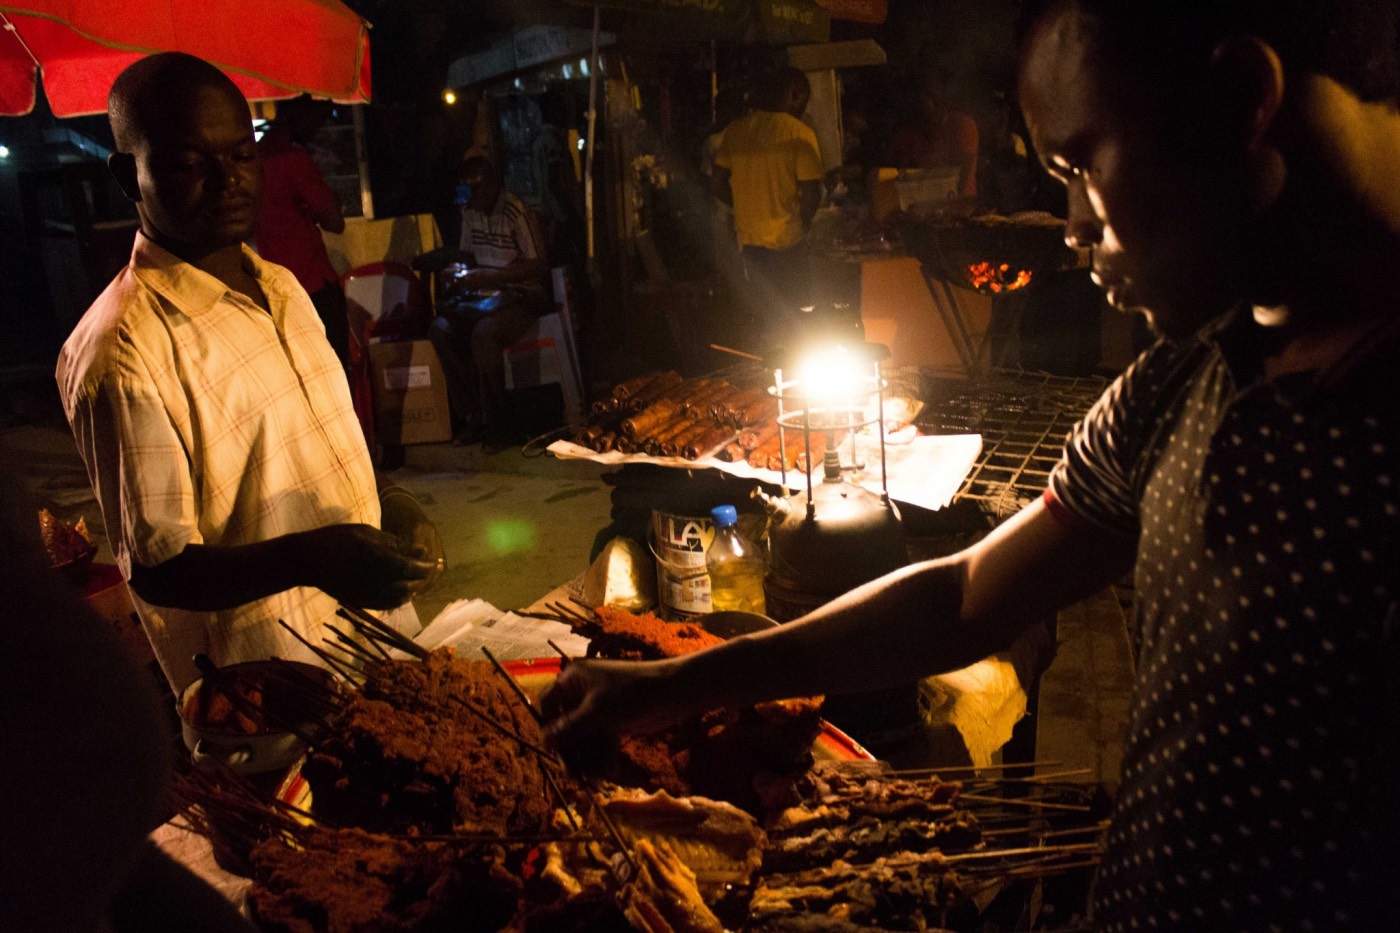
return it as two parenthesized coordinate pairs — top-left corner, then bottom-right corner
(57, 233), (380, 692)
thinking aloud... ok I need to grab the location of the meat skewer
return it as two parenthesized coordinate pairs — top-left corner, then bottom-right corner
(732, 396), (778, 428)
(678, 380), (733, 416)
(623, 371), (684, 411)
(620, 399), (681, 439)
(737, 421), (779, 452)
(612, 371), (665, 401)
(683, 426), (733, 461)
(711, 386), (768, 423)
(662, 420), (717, 458)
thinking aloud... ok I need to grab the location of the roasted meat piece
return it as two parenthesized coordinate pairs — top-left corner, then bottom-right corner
(582, 606), (724, 660)
(247, 825), (520, 933)
(302, 650), (555, 835)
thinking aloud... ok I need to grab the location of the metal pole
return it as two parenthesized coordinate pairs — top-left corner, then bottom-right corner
(585, 6), (601, 261)
(710, 40), (717, 127)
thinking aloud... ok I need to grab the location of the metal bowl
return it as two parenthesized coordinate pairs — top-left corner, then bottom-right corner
(178, 660), (337, 775)
(700, 610), (779, 639)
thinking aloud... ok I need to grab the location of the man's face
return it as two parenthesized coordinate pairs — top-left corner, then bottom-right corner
(129, 84), (262, 258)
(461, 167), (500, 213)
(1019, 8), (1253, 339)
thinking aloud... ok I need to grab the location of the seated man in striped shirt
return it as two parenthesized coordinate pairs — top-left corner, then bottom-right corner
(429, 155), (551, 447)
(56, 53), (441, 695)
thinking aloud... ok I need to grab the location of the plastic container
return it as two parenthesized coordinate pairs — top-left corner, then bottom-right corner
(706, 504), (767, 615)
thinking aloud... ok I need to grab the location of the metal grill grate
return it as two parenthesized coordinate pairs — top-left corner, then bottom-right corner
(916, 369), (1108, 519)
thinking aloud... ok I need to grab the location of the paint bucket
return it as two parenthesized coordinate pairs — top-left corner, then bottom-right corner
(649, 509), (768, 621)
(649, 510), (716, 621)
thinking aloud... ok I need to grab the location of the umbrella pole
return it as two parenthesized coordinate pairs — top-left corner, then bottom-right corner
(1, 13), (43, 71)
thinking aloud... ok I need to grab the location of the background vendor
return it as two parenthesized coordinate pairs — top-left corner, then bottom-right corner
(428, 155), (551, 446)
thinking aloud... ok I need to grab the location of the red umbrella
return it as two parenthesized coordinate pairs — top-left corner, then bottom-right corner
(0, 0), (371, 117)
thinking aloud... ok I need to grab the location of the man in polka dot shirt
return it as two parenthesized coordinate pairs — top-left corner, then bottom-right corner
(543, 1), (1400, 927)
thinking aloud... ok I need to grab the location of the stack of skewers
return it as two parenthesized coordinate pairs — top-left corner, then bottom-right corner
(573, 369), (829, 473)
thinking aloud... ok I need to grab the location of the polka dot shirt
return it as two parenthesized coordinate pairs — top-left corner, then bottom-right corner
(1048, 309), (1400, 931)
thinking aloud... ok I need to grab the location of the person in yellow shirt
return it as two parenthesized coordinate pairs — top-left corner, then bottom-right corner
(712, 68), (824, 350)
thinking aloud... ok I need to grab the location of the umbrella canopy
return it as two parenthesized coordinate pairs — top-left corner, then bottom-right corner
(0, 0), (371, 117)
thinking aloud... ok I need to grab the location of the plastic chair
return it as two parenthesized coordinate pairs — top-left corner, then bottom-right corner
(502, 267), (586, 427)
(341, 262), (430, 451)
(341, 262), (429, 343)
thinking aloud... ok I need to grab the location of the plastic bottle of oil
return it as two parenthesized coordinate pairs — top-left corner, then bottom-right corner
(706, 505), (766, 615)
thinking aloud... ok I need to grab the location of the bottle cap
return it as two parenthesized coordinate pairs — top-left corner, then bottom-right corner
(710, 504), (738, 527)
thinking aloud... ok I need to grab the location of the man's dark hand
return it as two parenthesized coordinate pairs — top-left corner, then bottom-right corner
(539, 657), (687, 752)
(378, 489), (445, 595)
(297, 523), (439, 609)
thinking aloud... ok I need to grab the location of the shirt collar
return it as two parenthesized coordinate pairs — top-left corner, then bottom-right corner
(1205, 302), (1400, 404)
(129, 231), (295, 318)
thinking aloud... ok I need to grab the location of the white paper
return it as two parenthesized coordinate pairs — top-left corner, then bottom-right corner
(547, 432), (982, 513)
(416, 598), (590, 662)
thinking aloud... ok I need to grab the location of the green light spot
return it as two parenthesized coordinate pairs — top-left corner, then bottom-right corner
(485, 519), (536, 555)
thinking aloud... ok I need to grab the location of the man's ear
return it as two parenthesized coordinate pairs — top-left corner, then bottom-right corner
(1212, 36), (1286, 149)
(107, 152), (141, 202)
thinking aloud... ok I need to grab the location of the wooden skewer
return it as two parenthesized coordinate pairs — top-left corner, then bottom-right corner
(402, 832), (611, 845)
(338, 605), (428, 659)
(547, 600), (595, 624)
(942, 842), (1102, 863)
(323, 625), (382, 664)
(480, 647), (543, 723)
(709, 343), (764, 361)
(982, 821), (1110, 840)
(512, 609), (574, 623)
(329, 610), (411, 655)
(995, 858), (1101, 879)
(336, 606), (429, 660)
(886, 759), (1063, 777)
(448, 694), (562, 766)
(542, 768), (583, 833)
(958, 792), (1093, 813)
(546, 639), (572, 665)
(479, 646), (638, 876)
(333, 621), (393, 662)
(267, 795), (339, 829)
(317, 639), (372, 673)
(277, 619), (360, 684)
(1023, 767), (1097, 783)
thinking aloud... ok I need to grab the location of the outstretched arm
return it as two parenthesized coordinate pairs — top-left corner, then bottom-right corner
(69, 368), (439, 615)
(128, 522), (439, 612)
(542, 497), (1134, 746)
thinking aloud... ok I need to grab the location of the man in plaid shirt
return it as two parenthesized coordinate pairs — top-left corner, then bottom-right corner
(57, 53), (441, 693)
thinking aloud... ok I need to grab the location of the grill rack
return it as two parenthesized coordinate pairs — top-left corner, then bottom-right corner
(916, 368), (1107, 519)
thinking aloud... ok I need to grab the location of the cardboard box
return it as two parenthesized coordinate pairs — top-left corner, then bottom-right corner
(368, 340), (452, 445)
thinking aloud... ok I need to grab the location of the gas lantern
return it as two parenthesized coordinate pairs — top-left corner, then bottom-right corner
(759, 340), (907, 621)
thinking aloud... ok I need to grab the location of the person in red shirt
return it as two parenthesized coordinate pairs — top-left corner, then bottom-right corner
(254, 97), (349, 365)
(891, 77), (980, 201)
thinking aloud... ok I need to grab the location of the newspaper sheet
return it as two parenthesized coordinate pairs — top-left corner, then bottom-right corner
(547, 431), (981, 513)
(415, 597), (590, 661)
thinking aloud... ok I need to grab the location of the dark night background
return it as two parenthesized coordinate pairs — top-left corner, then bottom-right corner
(0, 1), (1031, 370)
(345, 0), (1026, 220)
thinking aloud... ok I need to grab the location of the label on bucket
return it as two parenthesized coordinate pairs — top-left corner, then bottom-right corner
(651, 511), (716, 619)
(656, 567), (712, 621)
